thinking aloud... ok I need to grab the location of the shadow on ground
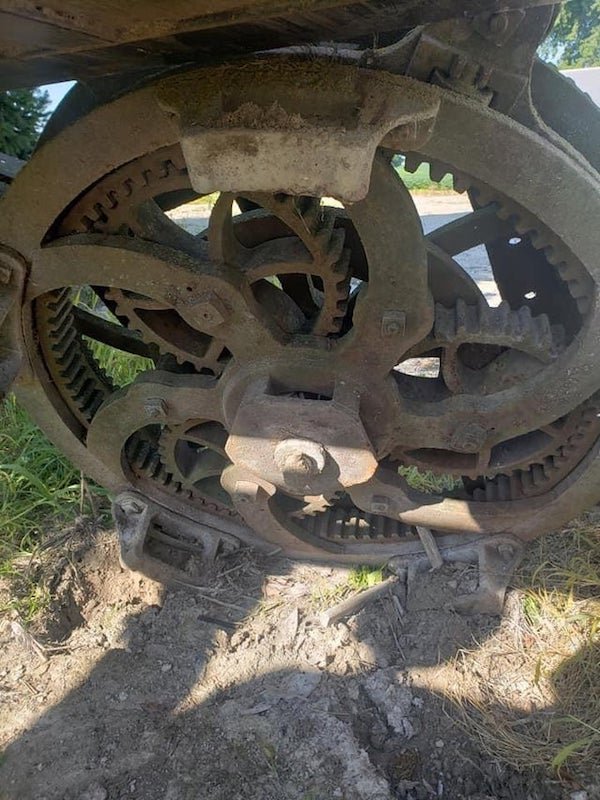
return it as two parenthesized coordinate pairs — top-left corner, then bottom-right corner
(0, 522), (597, 800)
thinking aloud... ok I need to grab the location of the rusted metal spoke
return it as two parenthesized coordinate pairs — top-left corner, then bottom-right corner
(208, 193), (248, 266)
(72, 306), (152, 358)
(338, 153), (433, 374)
(427, 204), (513, 255)
(241, 237), (312, 278)
(427, 242), (485, 306)
(184, 449), (229, 484)
(182, 421), (228, 454)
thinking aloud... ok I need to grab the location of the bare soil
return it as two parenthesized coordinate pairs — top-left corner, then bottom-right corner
(1, 521), (597, 800)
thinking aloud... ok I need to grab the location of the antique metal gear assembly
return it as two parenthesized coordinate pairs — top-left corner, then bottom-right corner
(1, 1), (599, 611)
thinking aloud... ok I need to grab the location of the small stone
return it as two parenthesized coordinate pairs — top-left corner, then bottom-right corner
(435, 739), (444, 748)
(411, 697), (424, 708)
(161, 663), (173, 673)
(570, 792), (588, 800)
(447, 580), (458, 590)
(79, 784), (108, 800)
(118, 691), (128, 701)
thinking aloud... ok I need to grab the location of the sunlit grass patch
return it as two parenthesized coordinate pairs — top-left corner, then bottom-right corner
(449, 516), (600, 779)
(310, 564), (385, 611)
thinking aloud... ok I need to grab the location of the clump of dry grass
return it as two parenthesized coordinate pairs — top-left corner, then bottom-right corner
(448, 513), (600, 778)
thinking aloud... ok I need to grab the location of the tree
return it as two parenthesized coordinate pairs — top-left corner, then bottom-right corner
(0, 88), (50, 159)
(541, 0), (600, 68)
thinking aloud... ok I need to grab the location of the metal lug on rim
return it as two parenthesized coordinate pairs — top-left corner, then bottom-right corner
(233, 480), (260, 504)
(381, 310), (407, 337)
(371, 495), (390, 513)
(497, 543), (515, 560)
(0, 265), (11, 285)
(144, 397), (168, 420)
(119, 497), (145, 515)
(450, 536), (524, 615)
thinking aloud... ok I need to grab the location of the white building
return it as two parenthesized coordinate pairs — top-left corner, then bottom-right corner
(563, 66), (600, 107)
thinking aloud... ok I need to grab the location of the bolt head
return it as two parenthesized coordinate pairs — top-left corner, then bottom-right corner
(497, 543), (515, 560)
(193, 291), (228, 328)
(381, 310), (407, 337)
(144, 397), (168, 420)
(119, 498), (144, 515)
(371, 495), (390, 514)
(233, 480), (260, 504)
(450, 422), (487, 453)
(489, 12), (509, 36)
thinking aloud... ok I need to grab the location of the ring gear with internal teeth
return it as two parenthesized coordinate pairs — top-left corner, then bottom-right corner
(388, 152), (599, 493)
(403, 153), (593, 318)
(466, 393), (600, 502)
(8, 57), (599, 555)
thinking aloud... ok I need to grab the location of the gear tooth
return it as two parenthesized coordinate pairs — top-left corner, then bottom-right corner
(513, 218), (531, 236)
(403, 154), (422, 174)
(472, 184), (494, 207)
(301, 197), (322, 232)
(497, 475), (511, 501)
(428, 161), (449, 183)
(451, 172), (470, 193)
(517, 304), (532, 330)
(529, 230), (547, 250)
(495, 205), (513, 221)
(543, 245), (560, 266)
(566, 280), (589, 300)
(455, 297), (468, 333)
(534, 313), (552, 346)
(433, 303), (453, 341)
(576, 296), (591, 314)
(520, 469), (534, 494)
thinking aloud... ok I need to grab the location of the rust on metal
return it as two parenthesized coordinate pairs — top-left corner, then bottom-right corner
(0, 1), (599, 612)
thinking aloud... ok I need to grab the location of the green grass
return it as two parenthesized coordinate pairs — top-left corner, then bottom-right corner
(0, 396), (92, 618)
(0, 341), (150, 619)
(87, 338), (153, 386)
(348, 565), (384, 590)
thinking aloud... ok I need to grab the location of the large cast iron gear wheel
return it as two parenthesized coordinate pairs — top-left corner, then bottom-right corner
(1, 53), (599, 566)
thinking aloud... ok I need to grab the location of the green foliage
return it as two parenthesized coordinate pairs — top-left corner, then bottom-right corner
(541, 0), (600, 68)
(87, 339), (153, 387)
(0, 88), (50, 159)
(0, 342), (148, 618)
(348, 565), (384, 589)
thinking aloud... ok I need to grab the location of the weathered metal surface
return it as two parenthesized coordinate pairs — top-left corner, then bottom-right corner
(0, 4), (599, 611)
(0, 246), (25, 401)
(0, 0), (559, 89)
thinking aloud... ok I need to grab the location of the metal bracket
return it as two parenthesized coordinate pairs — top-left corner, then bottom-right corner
(388, 533), (524, 615)
(154, 59), (440, 203)
(112, 490), (241, 586)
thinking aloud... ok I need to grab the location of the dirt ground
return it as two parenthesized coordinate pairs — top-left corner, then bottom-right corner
(1, 517), (597, 800)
